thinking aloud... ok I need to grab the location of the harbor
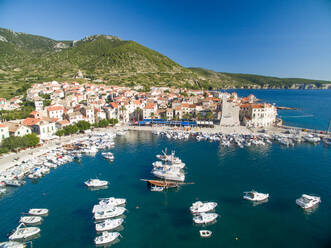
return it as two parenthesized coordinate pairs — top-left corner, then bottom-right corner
(0, 129), (330, 247)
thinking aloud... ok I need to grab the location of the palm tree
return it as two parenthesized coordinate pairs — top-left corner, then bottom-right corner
(135, 107), (142, 124)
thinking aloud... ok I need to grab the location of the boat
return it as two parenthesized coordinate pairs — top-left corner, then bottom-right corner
(0, 241), (25, 248)
(98, 197), (126, 206)
(19, 216), (42, 225)
(243, 191), (269, 202)
(0, 188), (6, 195)
(150, 186), (164, 192)
(84, 179), (108, 188)
(94, 231), (120, 246)
(296, 194), (321, 209)
(95, 218), (124, 232)
(101, 152), (114, 160)
(199, 230), (212, 238)
(8, 223), (40, 241)
(190, 201), (217, 214)
(83, 145), (98, 156)
(94, 207), (126, 221)
(152, 168), (185, 182)
(4, 180), (25, 187)
(28, 208), (49, 216)
(193, 213), (218, 224)
(322, 137), (331, 145)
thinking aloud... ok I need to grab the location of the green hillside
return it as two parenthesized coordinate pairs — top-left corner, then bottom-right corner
(0, 27), (330, 98)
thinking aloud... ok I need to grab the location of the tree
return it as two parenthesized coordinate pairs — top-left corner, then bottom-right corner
(76, 120), (91, 131)
(206, 112), (214, 120)
(55, 129), (65, 137)
(63, 125), (79, 135)
(108, 118), (118, 126)
(135, 107), (142, 122)
(96, 119), (109, 128)
(22, 133), (40, 147)
(119, 106), (126, 122)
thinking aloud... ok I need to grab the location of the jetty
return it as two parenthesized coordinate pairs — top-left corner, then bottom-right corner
(277, 106), (298, 110)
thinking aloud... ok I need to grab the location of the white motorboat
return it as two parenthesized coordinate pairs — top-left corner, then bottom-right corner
(95, 218), (124, 232)
(243, 191), (269, 202)
(28, 208), (49, 216)
(94, 207), (126, 221)
(0, 241), (25, 248)
(8, 223), (40, 241)
(152, 168), (185, 182)
(296, 194), (321, 209)
(84, 145), (98, 156)
(151, 186), (164, 192)
(101, 152), (114, 160)
(193, 213), (218, 224)
(199, 230), (212, 238)
(85, 179), (108, 188)
(94, 231), (120, 246)
(190, 201), (217, 214)
(19, 216), (42, 225)
(98, 197), (126, 206)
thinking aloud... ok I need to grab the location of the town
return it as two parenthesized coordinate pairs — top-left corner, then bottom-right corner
(0, 81), (278, 145)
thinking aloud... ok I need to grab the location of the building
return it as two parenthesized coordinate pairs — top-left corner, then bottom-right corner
(240, 103), (277, 127)
(47, 105), (64, 120)
(80, 106), (95, 124)
(143, 103), (157, 119)
(4, 122), (32, 137)
(0, 124), (9, 142)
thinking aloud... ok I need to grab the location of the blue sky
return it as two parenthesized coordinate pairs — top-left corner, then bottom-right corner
(1, 0), (331, 80)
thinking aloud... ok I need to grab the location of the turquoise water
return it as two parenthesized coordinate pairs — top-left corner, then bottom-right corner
(0, 90), (330, 248)
(224, 89), (331, 131)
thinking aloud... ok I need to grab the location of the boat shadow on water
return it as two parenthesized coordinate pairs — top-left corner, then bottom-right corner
(87, 186), (109, 191)
(193, 219), (218, 227)
(96, 225), (124, 234)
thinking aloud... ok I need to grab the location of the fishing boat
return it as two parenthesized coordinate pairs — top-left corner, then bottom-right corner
(190, 201), (218, 214)
(84, 179), (108, 188)
(94, 231), (120, 246)
(243, 191), (269, 202)
(95, 218), (124, 232)
(28, 208), (49, 216)
(199, 230), (212, 238)
(141, 179), (179, 189)
(19, 216), (42, 225)
(296, 194), (321, 209)
(0, 241), (25, 248)
(98, 197), (126, 206)
(94, 207), (126, 221)
(8, 223), (40, 241)
(193, 213), (218, 224)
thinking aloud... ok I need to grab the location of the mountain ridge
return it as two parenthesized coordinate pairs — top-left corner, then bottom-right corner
(0, 27), (330, 98)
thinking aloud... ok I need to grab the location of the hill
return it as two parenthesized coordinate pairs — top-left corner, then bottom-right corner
(0, 27), (330, 98)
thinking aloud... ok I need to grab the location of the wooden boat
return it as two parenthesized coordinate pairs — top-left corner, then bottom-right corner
(141, 179), (193, 189)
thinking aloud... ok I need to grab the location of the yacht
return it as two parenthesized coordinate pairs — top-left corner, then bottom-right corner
(190, 201), (217, 214)
(19, 216), (43, 225)
(296, 194), (321, 209)
(150, 186), (164, 192)
(193, 213), (218, 224)
(152, 160), (185, 170)
(95, 218), (124, 232)
(8, 223), (40, 241)
(94, 231), (120, 246)
(28, 208), (49, 216)
(322, 137), (331, 145)
(303, 134), (321, 144)
(243, 191), (269, 202)
(0, 241), (25, 248)
(85, 179), (108, 188)
(98, 197), (126, 206)
(94, 207), (126, 221)
(152, 168), (185, 182)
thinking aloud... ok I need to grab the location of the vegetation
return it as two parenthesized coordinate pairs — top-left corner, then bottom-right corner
(0, 133), (40, 153)
(0, 27), (330, 98)
(0, 100), (34, 121)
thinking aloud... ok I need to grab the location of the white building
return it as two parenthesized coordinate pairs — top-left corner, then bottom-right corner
(240, 103), (277, 127)
(47, 105), (64, 120)
(0, 124), (9, 142)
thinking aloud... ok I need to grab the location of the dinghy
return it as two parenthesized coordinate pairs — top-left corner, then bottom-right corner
(199, 230), (212, 238)
(84, 179), (108, 188)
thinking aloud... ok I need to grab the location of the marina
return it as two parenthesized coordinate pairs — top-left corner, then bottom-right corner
(0, 90), (330, 247)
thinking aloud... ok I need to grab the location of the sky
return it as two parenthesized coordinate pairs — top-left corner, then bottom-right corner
(0, 0), (331, 80)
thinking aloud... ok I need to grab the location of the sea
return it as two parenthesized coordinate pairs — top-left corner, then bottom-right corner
(0, 90), (330, 248)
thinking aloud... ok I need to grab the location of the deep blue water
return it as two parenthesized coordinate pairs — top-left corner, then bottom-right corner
(0, 90), (330, 248)
(224, 89), (331, 131)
